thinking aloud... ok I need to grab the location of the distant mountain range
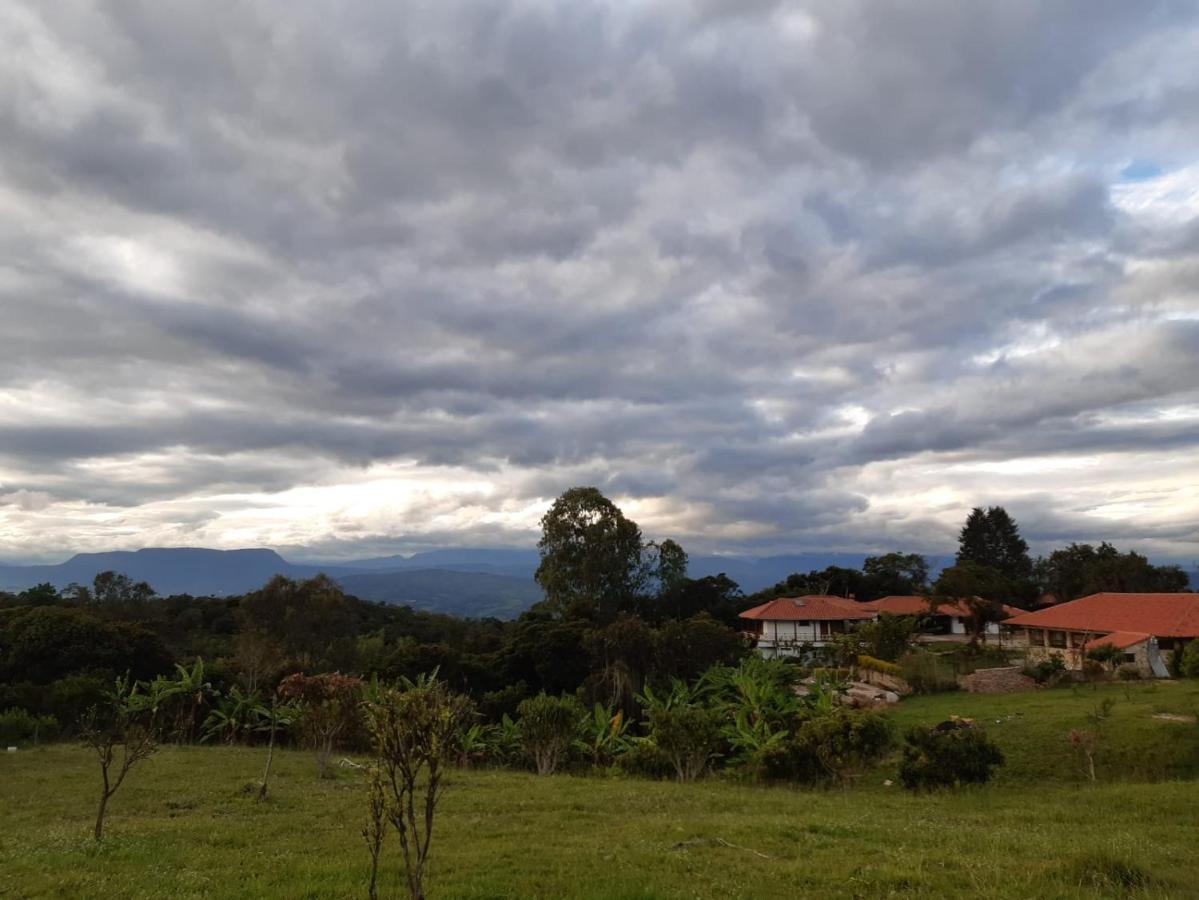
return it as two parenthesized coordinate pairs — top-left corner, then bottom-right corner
(0, 546), (1192, 619)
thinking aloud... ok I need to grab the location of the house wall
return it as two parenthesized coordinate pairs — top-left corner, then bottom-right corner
(1023, 628), (1159, 676)
(761, 620), (824, 643)
(754, 619), (854, 656)
(947, 617), (1001, 636)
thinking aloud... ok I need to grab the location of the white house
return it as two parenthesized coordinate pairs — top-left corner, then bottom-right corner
(739, 595), (877, 658)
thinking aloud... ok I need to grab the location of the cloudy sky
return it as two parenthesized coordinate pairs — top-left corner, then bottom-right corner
(2, 2), (1198, 564)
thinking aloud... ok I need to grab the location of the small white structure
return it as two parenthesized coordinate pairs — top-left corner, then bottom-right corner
(739, 595), (877, 658)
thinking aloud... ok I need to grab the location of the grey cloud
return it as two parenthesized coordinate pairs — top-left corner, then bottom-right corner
(0, 1), (1197, 561)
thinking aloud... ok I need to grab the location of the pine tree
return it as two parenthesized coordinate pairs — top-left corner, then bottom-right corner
(955, 506), (1031, 582)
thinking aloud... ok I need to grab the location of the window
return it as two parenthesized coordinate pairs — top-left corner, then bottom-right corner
(1122, 653), (1137, 664)
(1048, 630), (1067, 649)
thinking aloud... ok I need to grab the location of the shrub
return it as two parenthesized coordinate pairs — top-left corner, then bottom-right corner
(856, 655), (903, 678)
(46, 674), (110, 731)
(614, 738), (675, 780)
(0, 707), (60, 745)
(1025, 654), (1066, 685)
(278, 672), (364, 778)
(760, 709), (894, 785)
(1080, 658), (1107, 683)
(81, 675), (159, 841)
(899, 721), (1004, 790)
(363, 673), (475, 900)
(1085, 644), (1123, 670)
(1116, 664), (1141, 681)
(516, 693), (584, 776)
(646, 704), (723, 782)
(1179, 640), (1199, 679)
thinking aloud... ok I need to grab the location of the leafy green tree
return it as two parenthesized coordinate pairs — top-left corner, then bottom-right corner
(0, 605), (173, 684)
(1035, 542), (1189, 602)
(648, 538), (688, 596)
(584, 613), (658, 716)
(16, 583), (59, 607)
(237, 575), (356, 672)
(535, 487), (647, 620)
(650, 574), (743, 625)
(933, 561), (1010, 644)
(643, 701), (723, 783)
(501, 609), (590, 695)
(862, 553), (929, 595)
(747, 565), (881, 603)
(91, 571), (156, 606)
(655, 613), (748, 682)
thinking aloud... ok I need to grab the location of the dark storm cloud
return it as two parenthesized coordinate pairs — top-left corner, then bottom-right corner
(1, 0), (1198, 561)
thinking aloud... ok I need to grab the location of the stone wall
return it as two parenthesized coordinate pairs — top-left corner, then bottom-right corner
(959, 666), (1036, 694)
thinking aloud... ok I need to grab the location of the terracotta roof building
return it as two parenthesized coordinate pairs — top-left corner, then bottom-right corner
(859, 595), (1022, 640)
(1004, 592), (1199, 677)
(739, 595), (875, 658)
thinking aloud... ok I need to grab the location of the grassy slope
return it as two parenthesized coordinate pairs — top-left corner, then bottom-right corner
(2, 683), (1199, 899)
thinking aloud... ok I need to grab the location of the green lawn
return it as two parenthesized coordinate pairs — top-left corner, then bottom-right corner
(3, 683), (1199, 899)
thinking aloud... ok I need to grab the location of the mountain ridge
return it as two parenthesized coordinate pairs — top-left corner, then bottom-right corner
(1, 545), (1193, 618)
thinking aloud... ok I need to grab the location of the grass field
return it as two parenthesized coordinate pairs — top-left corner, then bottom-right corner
(3, 682), (1199, 899)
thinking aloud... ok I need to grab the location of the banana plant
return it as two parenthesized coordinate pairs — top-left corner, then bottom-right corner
(458, 722), (493, 768)
(150, 659), (216, 743)
(573, 703), (631, 768)
(201, 686), (263, 744)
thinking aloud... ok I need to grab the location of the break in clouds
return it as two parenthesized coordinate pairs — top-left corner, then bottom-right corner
(1, 1), (1197, 563)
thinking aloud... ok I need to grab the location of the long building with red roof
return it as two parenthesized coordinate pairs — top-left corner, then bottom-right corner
(1004, 592), (1199, 676)
(860, 595), (1023, 639)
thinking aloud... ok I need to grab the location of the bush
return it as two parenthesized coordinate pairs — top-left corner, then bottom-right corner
(0, 707), (60, 745)
(899, 651), (956, 694)
(899, 721), (1004, 790)
(1116, 664), (1141, 681)
(1179, 640), (1199, 679)
(645, 704), (723, 782)
(277, 672), (364, 778)
(1080, 659), (1107, 683)
(1024, 654), (1066, 685)
(516, 693), (584, 776)
(856, 655), (903, 678)
(614, 738), (675, 780)
(760, 708), (893, 785)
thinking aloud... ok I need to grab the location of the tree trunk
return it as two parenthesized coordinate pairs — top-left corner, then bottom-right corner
(94, 790), (110, 842)
(257, 716), (277, 803)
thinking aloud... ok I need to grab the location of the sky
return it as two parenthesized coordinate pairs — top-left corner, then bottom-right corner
(1, 1), (1198, 565)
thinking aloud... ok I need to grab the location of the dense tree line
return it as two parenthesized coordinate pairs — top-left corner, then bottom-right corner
(0, 491), (1189, 739)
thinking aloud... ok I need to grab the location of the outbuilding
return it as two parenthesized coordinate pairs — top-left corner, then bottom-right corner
(1004, 592), (1199, 677)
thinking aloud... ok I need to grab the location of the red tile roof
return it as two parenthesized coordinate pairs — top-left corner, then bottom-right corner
(861, 595), (1022, 619)
(1084, 631), (1150, 650)
(861, 595), (931, 615)
(1004, 593), (1199, 638)
(739, 595), (877, 622)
